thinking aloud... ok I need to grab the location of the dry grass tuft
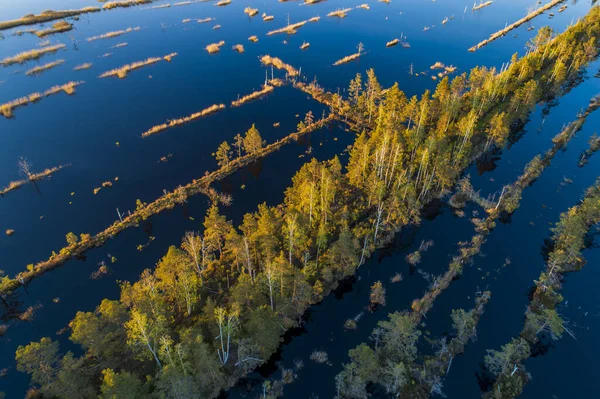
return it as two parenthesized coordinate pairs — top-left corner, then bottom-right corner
(308, 16), (321, 22)
(333, 52), (361, 66)
(0, 164), (69, 195)
(25, 59), (65, 75)
(163, 52), (178, 61)
(99, 56), (167, 78)
(1, 44), (66, 66)
(206, 41), (225, 53)
(0, 8), (100, 31)
(261, 55), (299, 76)
(356, 3), (370, 9)
(231, 85), (274, 107)
(215, 0), (231, 5)
(0, 81), (82, 118)
(142, 104), (226, 137)
(244, 7), (259, 17)
(249, 35), (259, 42)
(386, 38), (399, 47)
(233, 44), (245, 53)
(74, 63), (92, 71)
(87, 27), (140, 42)
(300, 41), (310, 50)
(198, 17), (214, 23)
(267, 20), (307, 35)
(262, 13), (274, 21)
(102, 0), (152, 10)
(327, 8), (352, 18)
(35, 21), (73, 37)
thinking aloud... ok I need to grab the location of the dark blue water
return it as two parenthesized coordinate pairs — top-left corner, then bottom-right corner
(0, 0), (597, 397)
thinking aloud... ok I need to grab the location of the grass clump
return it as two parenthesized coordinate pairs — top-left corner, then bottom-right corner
(300, 41), (310, 50)
(248, 35), (259, 42)
(25, 59), (65, 76)
(99, 56), (166, 78)
(0, 8), (100, 31)
(262, 13), (274, 21)
(141, 104), (226, 137)
(333, 43), (364, 66)
(260, 55), (299, 76)
(244, 7), (259, 17)
(86, 27), (140, 42)
(310, 350), (329, 363)
(386, 38), (399, 47)
(231, 85), (274, 107)
(327, 8), (352, 18)
(102, 0), (152, 10)
(267, 20), (307, 35)
(198, 17), (214, 23)
(233, 44), (245, 53)
(0, 164), (69, 195)
(34, 21), (73, 37)
(1, 44), (66, 66)
(0, 82), (82, 118)
(206, 41), (225, 53)
(163, 52), (177, 61)
(215, 0), (231, 5)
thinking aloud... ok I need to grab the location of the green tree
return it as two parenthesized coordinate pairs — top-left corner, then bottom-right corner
(243, 124), (264, 154)
(215, 140), (232, 167)
(66, 232), (78, 246)
(100, 368), (147, 399)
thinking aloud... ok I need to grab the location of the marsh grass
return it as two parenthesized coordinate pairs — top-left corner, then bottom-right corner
(231, 84), (274, 107)
(141, 104), (225, 137)
(99, 56), (166, 78)
(102, 0), (152, 10)
(260, 55), (299, 76)
(308, 16), (321, 22)
(327, 8), (352, 18)
(267, 20), (307, 35)
(73, 62), (91, 71)
(262, 13), (274, 21)
(173, 1), (192, 6)
(472, 0), (493, 11)
(25, 59), (65, 76)
(1, 44), (66, 66)
(206, 41), (225, 53)
(469, 0), (565, 51)
(198, 17), (214, 23)
(233, 44), (245, 53)
(249, 35), (259, 42)
(86, 27), (140, 42)
(386, 38), (399, 47)
(244, 7), (259, 17)
(0, 81), (82, 118)
(163, 52), (177, 61)
(215, 0), (231, 6)
(333, 52), (361, 66)
(0, 7), (100, 31)
(34, 21), (73, 37)
(0, 164), (69, 195)
(0, 115), (333, 296)
(300, 41), (310, 50)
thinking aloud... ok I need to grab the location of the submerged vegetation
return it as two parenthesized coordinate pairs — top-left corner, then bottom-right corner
(0, 81), (83, 118)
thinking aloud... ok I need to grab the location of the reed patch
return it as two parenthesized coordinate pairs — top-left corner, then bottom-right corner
(1, 44), (66, 66)
(141, 104), (226, 137)
(0, 81), (82, 118)
(25, 59), (65, 76)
